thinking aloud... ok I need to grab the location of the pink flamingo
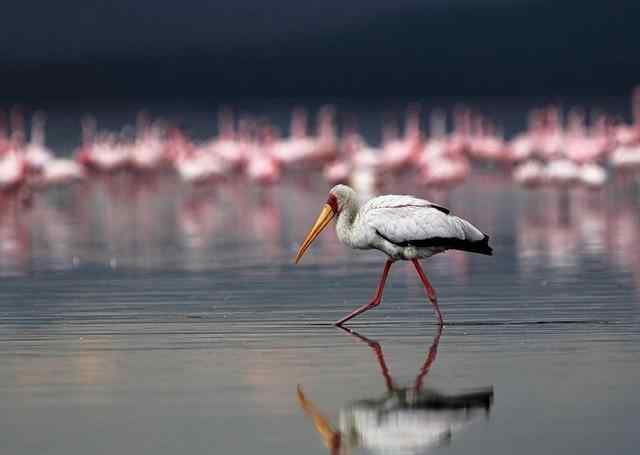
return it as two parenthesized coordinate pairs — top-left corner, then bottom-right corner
(614, 86), (640, 146)
(0, 142), (27, 193)
(544, 154), (579, 186)
(170, 129), (228, 185)
(246, 124), (282, 185)
(76, 117), (130, 173)
(0, 109), (28, 192)
(209, 108), (246, 172)
(610, 89), (640, 170)
(565, 111), (610, 164)
(577, 163), (607, 189)
(307, 106), (338, 166)
(75, 116), (97, 168)
(272, 107), (315, 166)
(324, 114), (382, 186)
(513, 160), (546, 187)
(509, 110), (545, 162)
(417, 110), (469, 187)
(447, 108), (472, 156)
(129, 112), (168, 172)
(323, 125), (358, 185)
(35, 159), (86, 187)
(537, 107), (565, 161)
(379, 105), (422, 173)
(469, 116), (510, 163)
(23, 111), (53, 173)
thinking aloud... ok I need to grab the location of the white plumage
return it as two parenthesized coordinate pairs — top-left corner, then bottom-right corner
(364, 199), (484, 253)
(332, 186), (491, 260)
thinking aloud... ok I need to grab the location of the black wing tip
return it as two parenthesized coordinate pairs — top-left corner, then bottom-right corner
(377, 231), (494, 255)
(462, 234), (493, 255)
(475, 234), (494, 256)
(430, 203), (450, 215)
(469, 234), (493, 256)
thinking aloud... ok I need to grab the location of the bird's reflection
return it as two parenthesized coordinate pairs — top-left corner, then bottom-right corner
(297, 327), (494, 455)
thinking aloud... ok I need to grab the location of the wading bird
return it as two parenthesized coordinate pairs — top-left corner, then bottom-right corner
(294, 185), (493, 326)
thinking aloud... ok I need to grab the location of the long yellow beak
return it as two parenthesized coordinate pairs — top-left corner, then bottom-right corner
(294, 204), (335, 264)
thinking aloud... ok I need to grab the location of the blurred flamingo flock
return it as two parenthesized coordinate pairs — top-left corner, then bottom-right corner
(1, 89), (640, 197)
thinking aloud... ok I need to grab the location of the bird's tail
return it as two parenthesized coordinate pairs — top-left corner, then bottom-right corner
(461, 234), (493, 256)
(454, 217), (494, 256)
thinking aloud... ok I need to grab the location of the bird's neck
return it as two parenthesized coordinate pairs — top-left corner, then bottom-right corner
(335, 198), (359, 246)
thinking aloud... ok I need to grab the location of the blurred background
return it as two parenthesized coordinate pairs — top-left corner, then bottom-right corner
(2, 0), (640, 101)
(2, 2), (640, 455)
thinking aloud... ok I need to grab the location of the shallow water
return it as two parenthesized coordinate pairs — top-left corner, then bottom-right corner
(2, 108), (640, 454)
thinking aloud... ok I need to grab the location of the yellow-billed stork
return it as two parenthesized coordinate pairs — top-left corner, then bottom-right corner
(294, 184), (493, 326)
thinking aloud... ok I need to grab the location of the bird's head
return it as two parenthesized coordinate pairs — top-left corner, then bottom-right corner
(293, 185), (355, 264)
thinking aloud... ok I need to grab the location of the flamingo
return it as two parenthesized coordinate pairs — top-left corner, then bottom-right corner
(610, 97), (640, 171)
(544, 154), (579, 185)
(469, 118), (510, 163)
(578, 163), (607, 189)
(513, 160), (545, 187)
(272, 107), (316, 166)
(75, 116), (97, 168)
(610, 143), (640, 170)
(0, 146), (27, 191)
(0, 109), (28, 191)
(209, 108), (246, 172)
(324, 131), (381, 191)
(308, 106), (338, 165)
(347, 134), (383, 197)
(77, 126), (130, 173)
(34, 159), (86, 187)
(379, 105), (422, 173)
(417, 132), (470, 188)
(129, 113), (167, 172)
(614, 86), (640, 146)
(293, 185), (493, 326)
(537, 107), (565, 160)
(23, 112), (53, 173)
(565, 111), (610, 164)
(421, 155), (470, 187)
(323, 121), (362, 185)
(170, 130), (227, 185)
(245, 125), (282, 185)
(323, 153), (352, 185)
(447, 108), (472, 156)
(508, 110), (545, 162)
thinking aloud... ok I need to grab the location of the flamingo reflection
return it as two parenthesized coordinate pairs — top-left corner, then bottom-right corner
(297, 327), (493, 454)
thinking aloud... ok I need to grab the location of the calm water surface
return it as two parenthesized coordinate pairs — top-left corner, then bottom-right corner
(1, 103), (640, 454)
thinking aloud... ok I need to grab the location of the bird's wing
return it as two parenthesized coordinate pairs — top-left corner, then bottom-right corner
(364, 195), (450, 214)
(363, 198), (484, 246)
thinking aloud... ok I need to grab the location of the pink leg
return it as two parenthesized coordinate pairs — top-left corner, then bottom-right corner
(335, 259), (394, 326)
(414, 324), (443, 391)
(340, 327), (396, 391)
(411, 259), (444, 326)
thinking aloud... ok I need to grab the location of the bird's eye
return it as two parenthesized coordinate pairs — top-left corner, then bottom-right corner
(326, 194), (339, 214)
